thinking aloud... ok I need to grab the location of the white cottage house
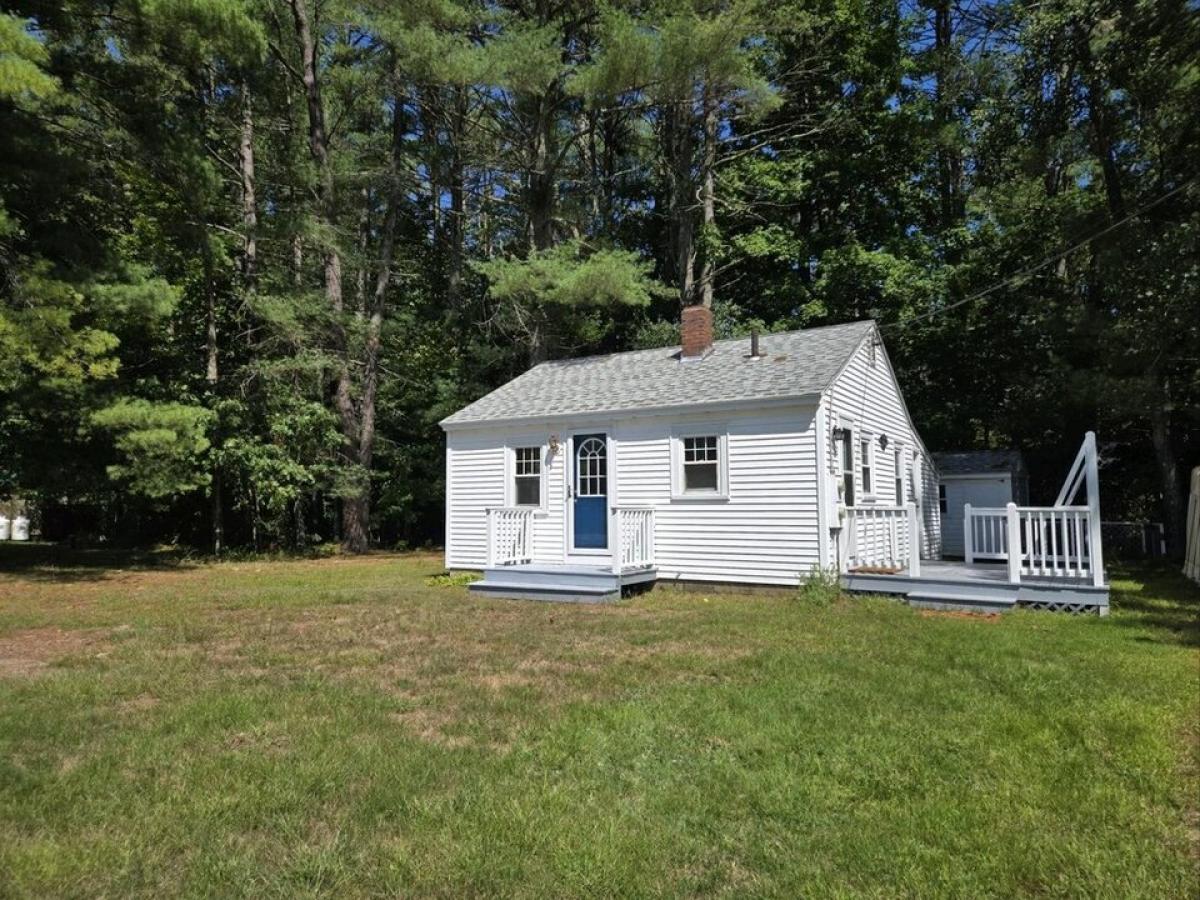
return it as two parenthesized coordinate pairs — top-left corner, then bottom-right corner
(441, 308), (1110, 614)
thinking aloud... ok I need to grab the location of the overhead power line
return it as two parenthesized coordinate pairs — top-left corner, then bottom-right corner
(882, 177), (1197, 331)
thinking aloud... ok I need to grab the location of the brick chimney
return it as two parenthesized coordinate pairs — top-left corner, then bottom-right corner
(680, 305), (714, 359)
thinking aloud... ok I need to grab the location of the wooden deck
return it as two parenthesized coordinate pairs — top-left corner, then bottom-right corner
(842, 560), (1110, 615)
(471, 560), (1109, 614)
(470, 562), (658, 603)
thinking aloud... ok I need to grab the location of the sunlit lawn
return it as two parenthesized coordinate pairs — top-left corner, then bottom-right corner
(0, 545), (1196, 897)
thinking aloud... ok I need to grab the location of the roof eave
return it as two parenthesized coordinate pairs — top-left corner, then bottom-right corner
(440, 391), (821, 432)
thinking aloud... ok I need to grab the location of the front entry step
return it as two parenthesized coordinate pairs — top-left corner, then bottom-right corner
(469, 563), (657, 604)
(470, 581), (620, 604)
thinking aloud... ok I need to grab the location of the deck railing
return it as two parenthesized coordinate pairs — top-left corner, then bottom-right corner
(964, 505), (1009, 561)
(967, 505), (1095, 580)
(960, 432), (1105, 587)
(844, 503), (921, 577)
(613, 506), (655, 573)
(485, 507), (534, 567)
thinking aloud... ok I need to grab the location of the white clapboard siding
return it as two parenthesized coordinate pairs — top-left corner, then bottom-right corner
(445, 427), (566, 569)
(445, 433), (505, 568)
(613, 405), (821, 585)
(826, 335), (942, 559)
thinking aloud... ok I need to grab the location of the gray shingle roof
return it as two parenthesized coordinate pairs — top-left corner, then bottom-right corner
(441, 320), (875, 427)
(932, 450), (1026, 476)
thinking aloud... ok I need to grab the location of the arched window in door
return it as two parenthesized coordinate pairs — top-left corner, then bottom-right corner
(576, 437), (607, 497)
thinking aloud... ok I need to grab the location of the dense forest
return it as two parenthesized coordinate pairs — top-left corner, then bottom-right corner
(0, 0), (1196, 556)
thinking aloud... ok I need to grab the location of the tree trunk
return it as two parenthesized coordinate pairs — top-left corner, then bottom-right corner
(199, 67), (224, 556)
(353, 95), (405, 535)
(240, 80), (257, 286)
(422, 87), (441, 234)
(356, 186), (370, 315)
(446, 85), (467, 307)
(665, 102), (696, 308)
(292, 230), (303, 288)
(1149, 370), (1186, 557)
(287, 0), (369, 552)
(527, 96), (557, 251)
(932, 0), (963, 229)
(699, 83), (717, 309)
(1077, 26), (1125, 220)
(204, 253), (222, 556)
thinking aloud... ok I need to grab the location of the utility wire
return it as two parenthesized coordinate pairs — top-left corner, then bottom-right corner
(881, 177), (1197, 331)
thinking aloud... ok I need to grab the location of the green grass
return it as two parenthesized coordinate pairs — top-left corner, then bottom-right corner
(0, 546), (1196, 897)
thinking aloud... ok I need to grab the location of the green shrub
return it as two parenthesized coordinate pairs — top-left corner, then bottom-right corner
(796, 566), (842, 605)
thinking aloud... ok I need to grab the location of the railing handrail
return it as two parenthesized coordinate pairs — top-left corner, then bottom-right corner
(486, 506), (534, 568)
(969, 505), (1090, 515)
(613, 506), (655, 574)
(843, 503), (920, 578)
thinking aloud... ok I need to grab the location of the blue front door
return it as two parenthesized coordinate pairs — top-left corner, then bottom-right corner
(573, 434), (608, 549)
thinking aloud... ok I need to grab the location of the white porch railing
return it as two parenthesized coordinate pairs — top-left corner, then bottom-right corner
(962, 432), (1105, 587)
(844, 503), (922, 577)
(613, 506), (655, 573)
(964, 505), (1009, 561)
(967, 505), (1095, 578)
(485, 507), (534, 567)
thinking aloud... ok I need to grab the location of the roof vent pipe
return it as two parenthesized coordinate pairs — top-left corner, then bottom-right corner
(750, 328), (761, 358)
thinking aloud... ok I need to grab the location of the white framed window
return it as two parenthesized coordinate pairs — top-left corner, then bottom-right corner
(508, 445), (547, 510)
(838, 428), (855, 506)
(671, 428), (729, 500)
(682, 436), (719, 491)
(859, 436), (875, 499)
(894, 447), (905, 504)
(938, 483), (947, 514)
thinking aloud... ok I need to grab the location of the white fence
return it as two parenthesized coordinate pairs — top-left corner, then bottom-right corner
(614, 506), (655, 572)
(485, 507), (534, 567)
(844, 504), (921, 576)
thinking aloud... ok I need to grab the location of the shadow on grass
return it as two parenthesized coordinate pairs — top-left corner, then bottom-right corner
(1108, 562), (1200, 647)
(0, 542), (196, 583)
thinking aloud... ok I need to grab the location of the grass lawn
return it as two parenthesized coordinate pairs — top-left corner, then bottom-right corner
(0, 547), (1196, 897)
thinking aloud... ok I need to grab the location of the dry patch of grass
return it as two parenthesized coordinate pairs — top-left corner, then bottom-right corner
(0, 626), (111, 679)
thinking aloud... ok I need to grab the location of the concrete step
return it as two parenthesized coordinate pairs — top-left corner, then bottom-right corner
(905, 590), (1017, 615)
(480, 565), (620, 590)
(469, 581), (620, 604)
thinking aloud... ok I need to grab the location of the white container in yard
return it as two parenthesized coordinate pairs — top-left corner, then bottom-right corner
(11, 516), (29, 541)
(0, 516), (8, 540)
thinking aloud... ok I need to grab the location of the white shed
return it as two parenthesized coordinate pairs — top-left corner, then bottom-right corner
(932, 450), (1029, 557)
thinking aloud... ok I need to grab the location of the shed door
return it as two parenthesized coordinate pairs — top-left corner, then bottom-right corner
(571, 434), (608, 551)
(941, 476), (1012, 556)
